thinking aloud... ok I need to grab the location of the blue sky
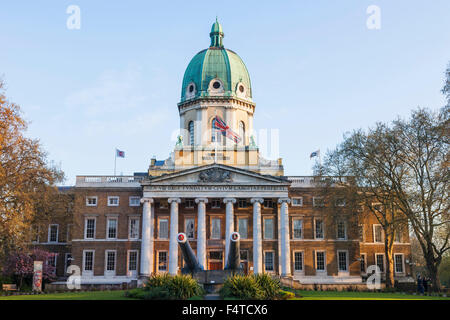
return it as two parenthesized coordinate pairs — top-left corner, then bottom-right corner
(1, 1), (449, 185)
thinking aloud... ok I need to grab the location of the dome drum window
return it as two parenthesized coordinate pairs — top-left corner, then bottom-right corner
(236, 82), (247, 98)
(208, 78), (224, 95)
(185, 82), (196, 99)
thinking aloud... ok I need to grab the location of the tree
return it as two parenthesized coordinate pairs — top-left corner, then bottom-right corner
(317, 124), (409, 288)
(320, 105), (449, 291)
(442, 62), (450, 107)
(2, 248), (56, 289)
(0, 79), (64, 264)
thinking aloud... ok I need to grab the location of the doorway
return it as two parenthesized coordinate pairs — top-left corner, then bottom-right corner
(208, 250), (223, 270)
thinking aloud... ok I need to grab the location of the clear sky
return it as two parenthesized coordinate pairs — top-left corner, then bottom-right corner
(1, 1), (449, 186)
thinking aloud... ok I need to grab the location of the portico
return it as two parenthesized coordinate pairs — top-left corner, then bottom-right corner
(139, 164), (290, 276)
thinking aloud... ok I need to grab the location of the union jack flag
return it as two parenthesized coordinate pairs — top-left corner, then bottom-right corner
(212, 116), (242, 144)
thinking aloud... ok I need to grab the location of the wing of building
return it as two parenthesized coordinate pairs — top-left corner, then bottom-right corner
(33, 20), (413, 289)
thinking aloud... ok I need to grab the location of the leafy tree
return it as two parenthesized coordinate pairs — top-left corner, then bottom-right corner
(0, 79), (64, 263)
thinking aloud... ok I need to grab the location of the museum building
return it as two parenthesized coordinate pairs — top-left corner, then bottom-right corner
(33, 20), (413, 287)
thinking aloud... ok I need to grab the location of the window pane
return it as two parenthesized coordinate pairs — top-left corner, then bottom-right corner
(294, 252), (303, 271)
(158, 252), (167, 271)
(86, 219), (95, 239)
(106, 252), (116, 271)
(129, 218), (139, 239)
(316, 252), (325, 270)
(265, 252), (274, 271)
(338, 252), (347, 271)
(49, 225), (58, 242)
(211, 218), (221, 239)
(264, 218), (274, 239)
(375, 226), (383, 242)
(337, 221), (346, 239)
(315, 220), (323, 239)
(129, 251), (137, 271)
(108, 219), (117, 238)
(185, 218), (195, 239)
(395, 255), (403, 273)
(238, 219), (248, 239)
(159, 219), (168, 239)
(84, 251), (93, 271)
(376, 255), (384, 272)
(293, 220), (302, 239)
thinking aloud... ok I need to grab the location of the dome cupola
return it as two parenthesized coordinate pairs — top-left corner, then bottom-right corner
(180, 19), (252, 103)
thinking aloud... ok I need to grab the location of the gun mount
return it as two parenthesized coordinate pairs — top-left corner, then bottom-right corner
(224, 232), (242, 271)
(177, 233), (202, 273)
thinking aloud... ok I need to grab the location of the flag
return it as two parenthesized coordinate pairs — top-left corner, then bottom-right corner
(310, 150), (320, 159)
(116, 149), (125, 158)
(212, 116), (242, 144)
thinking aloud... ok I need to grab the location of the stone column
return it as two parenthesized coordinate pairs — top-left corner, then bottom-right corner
(195, 198), (208, 270)
(223, 198), (236, 266)
(251, 198), (264, 274)
(140, 198), (153, 277)
(278, 197), (291, 276)
(168, 198), (181, 275)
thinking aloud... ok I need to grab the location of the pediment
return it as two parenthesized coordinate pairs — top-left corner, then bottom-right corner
(142, 164), (288, 186)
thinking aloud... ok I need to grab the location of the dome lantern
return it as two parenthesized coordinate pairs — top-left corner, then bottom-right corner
(210, 17), (224, 48)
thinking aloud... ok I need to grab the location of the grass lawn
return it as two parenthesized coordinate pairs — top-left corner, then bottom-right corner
(0, 290), (448, 300)
(0, 290), (135, 300)
(290, 290), (450, 300)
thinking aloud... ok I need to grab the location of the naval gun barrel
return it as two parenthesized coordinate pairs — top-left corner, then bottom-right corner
(177, 233), (202, 272)
(225, 232), (241, 271)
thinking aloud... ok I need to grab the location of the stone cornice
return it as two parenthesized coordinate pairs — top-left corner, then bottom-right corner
(178, 97), (255, 115)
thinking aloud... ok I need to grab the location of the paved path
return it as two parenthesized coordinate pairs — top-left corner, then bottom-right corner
(204, 294), (221, 300)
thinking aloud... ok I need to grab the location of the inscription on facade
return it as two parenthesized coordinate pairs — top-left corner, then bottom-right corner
(146, 185), (288, 191)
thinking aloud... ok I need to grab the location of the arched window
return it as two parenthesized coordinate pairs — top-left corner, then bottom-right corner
(188, 121), (194, 146)
(239, 121), (245, 145)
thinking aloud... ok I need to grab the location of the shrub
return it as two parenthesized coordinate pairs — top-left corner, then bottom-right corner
(127, 274), (203, 300)
(220, 274), (265, 300)
(168, 274), (204, 299)
(254, 274), (281, 299)
(145, 273), (172, 290)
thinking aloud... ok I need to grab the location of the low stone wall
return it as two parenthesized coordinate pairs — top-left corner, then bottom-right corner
(279, 277), (386, 291)
(45, 281), (137, 292)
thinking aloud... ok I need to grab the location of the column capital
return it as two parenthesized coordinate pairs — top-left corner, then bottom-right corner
(223, 197), (236, 204)
(195, 197), (208, 204)
(168, 197), (181, 204)
(278, 197), (291, 204)
(140, 197), (154, 204)
(250, 197), (264, 204)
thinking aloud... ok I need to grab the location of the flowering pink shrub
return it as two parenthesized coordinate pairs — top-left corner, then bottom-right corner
(3, 249), (57, 286)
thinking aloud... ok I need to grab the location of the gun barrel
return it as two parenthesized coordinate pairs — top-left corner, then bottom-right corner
(177, 233), (202, 272)
(225, 232), (241, 270)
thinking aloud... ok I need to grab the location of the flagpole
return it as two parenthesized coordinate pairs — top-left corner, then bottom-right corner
(114, 148), (117, 176)
(214, 109), (218, 164)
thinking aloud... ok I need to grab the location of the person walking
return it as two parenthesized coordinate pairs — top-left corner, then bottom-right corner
(417, 275), (424, 294)
(423, 277), (429, 293)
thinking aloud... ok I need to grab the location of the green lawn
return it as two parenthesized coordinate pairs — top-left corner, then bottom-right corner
(0, 289), (448, 300)
(0, 290), (136, 300)
(290, 290), (450, 300)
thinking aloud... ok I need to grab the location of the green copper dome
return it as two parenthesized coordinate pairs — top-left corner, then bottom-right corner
(180, 19), (252, 103)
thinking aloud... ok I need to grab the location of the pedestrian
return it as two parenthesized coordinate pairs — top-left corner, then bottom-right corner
(423, 277), (428, 293)
(417, 275), (424, 294)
